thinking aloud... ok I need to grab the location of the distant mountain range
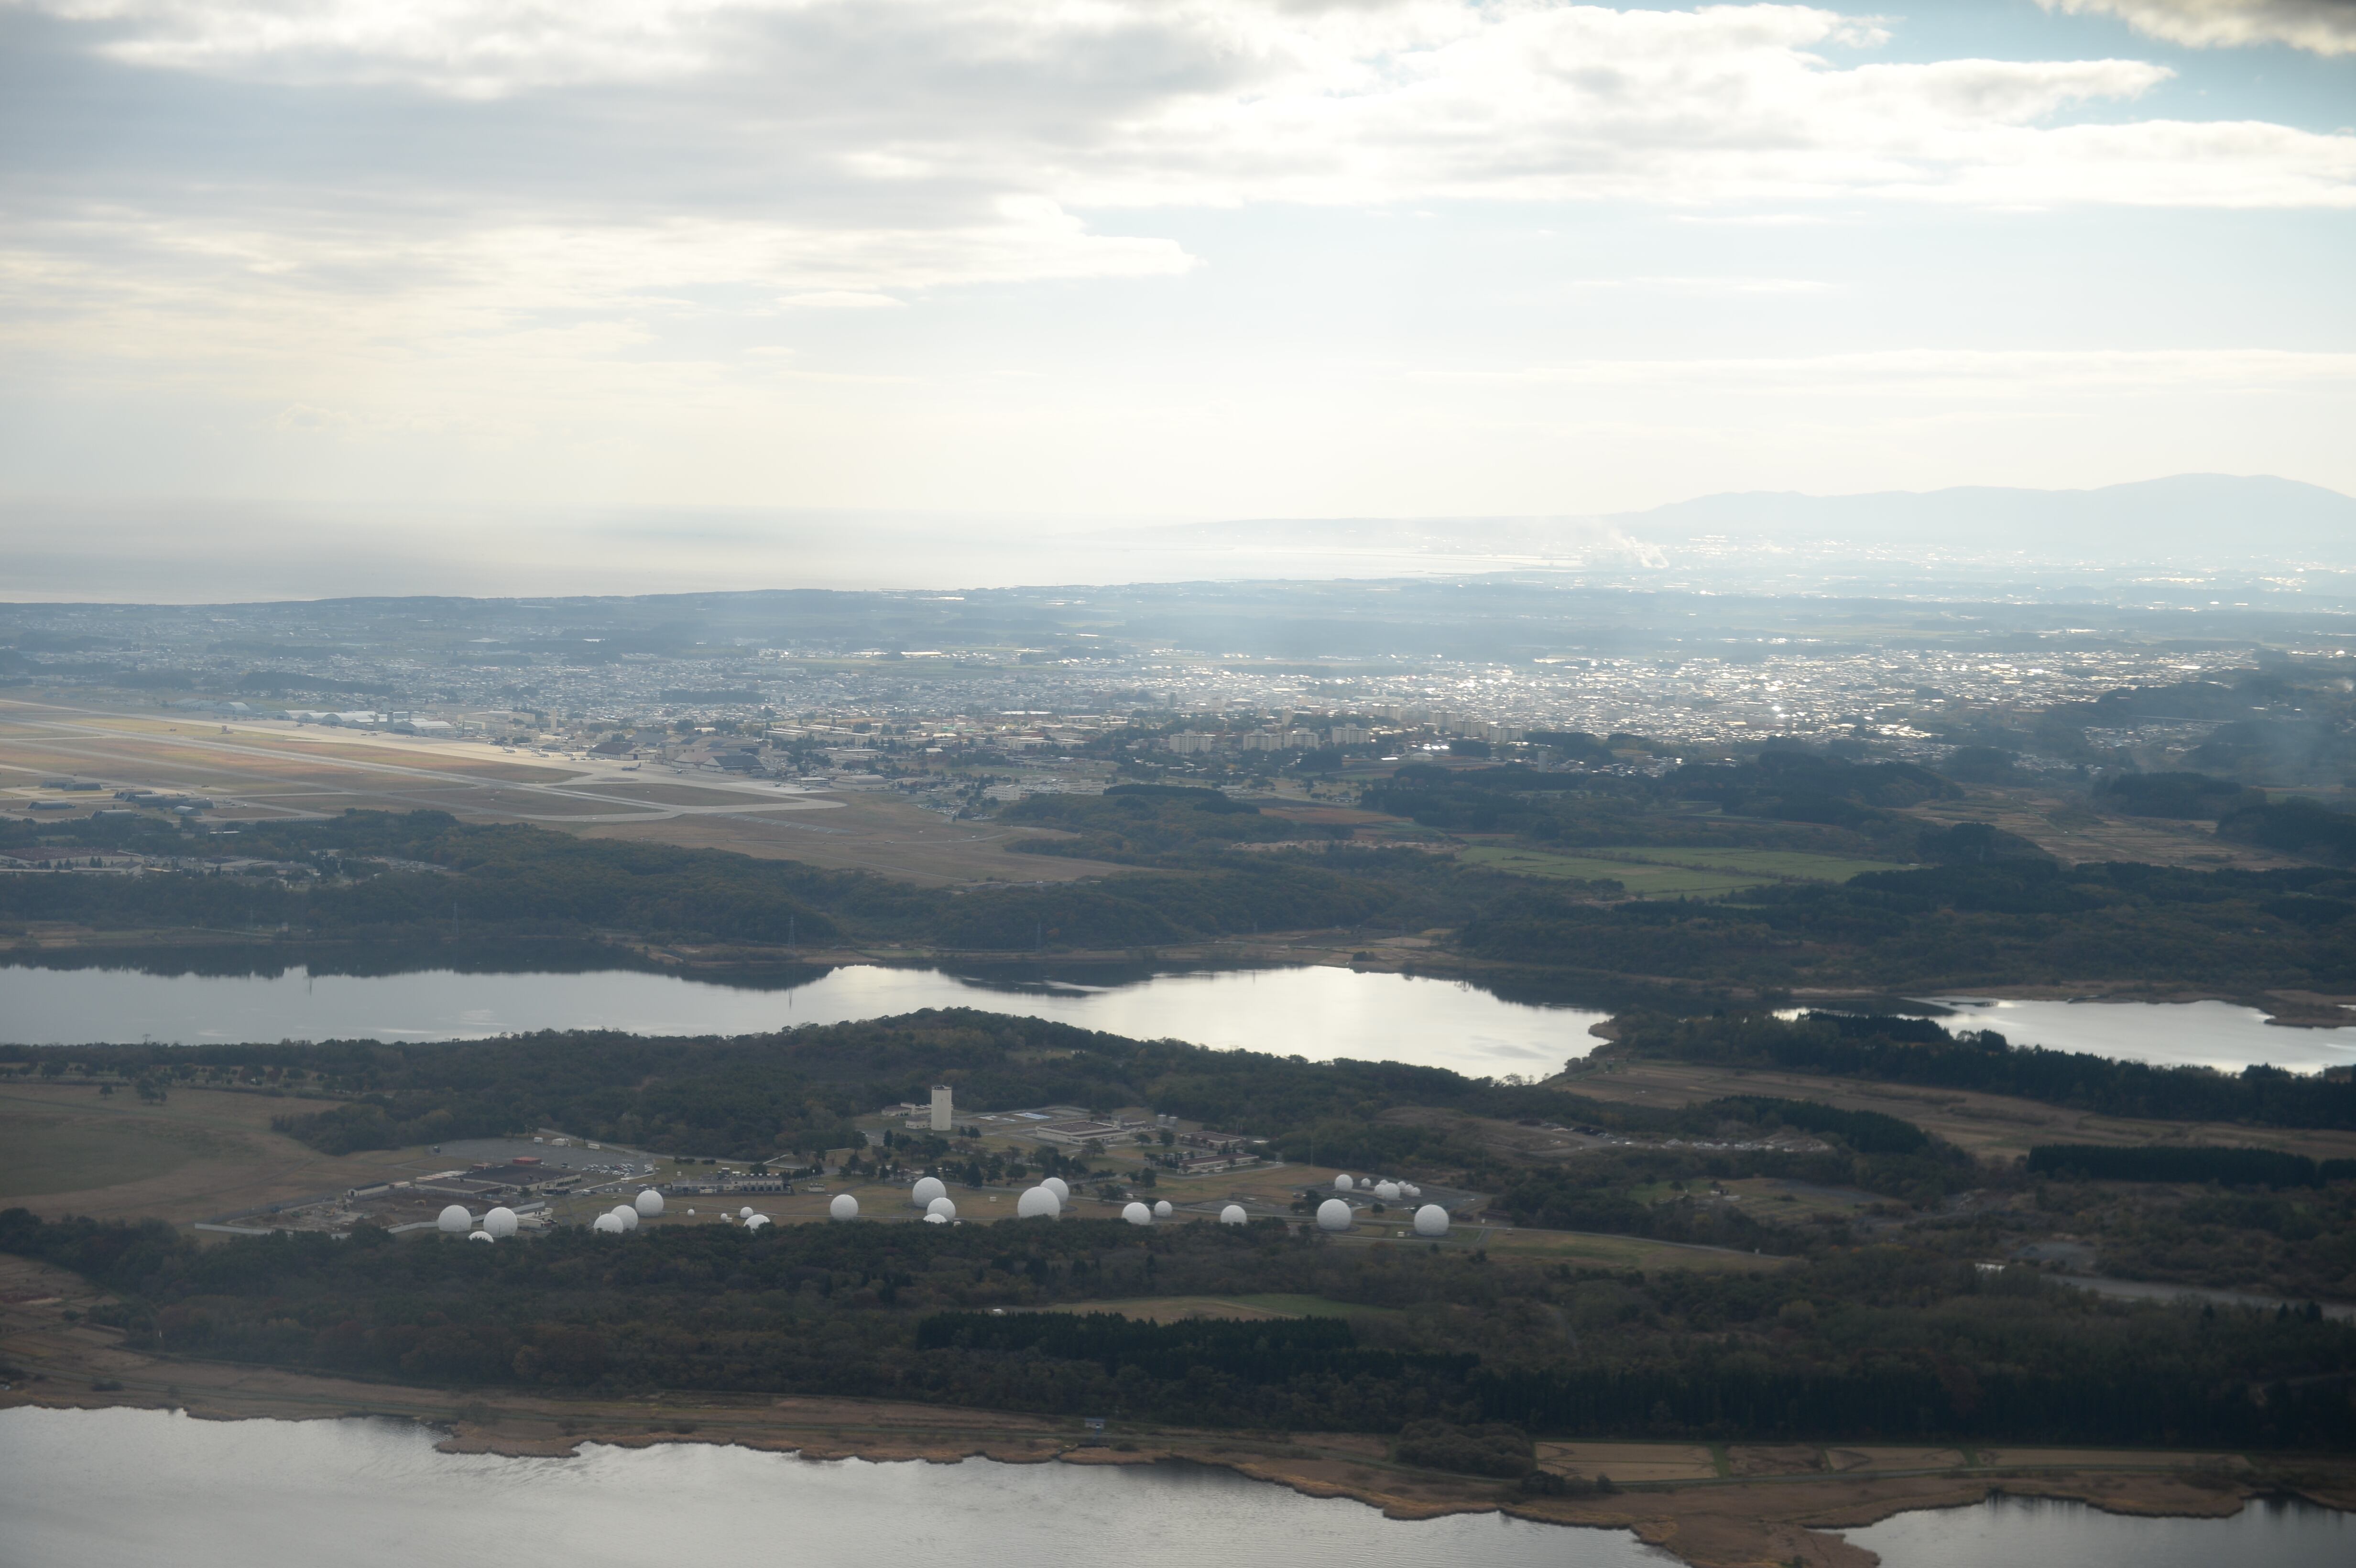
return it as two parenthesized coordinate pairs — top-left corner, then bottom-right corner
(1153, 474), (2356, 571)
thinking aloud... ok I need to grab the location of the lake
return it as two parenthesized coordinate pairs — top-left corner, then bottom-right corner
(1, 1408), (2347, 1568)
(2, 959), (2352, 1077)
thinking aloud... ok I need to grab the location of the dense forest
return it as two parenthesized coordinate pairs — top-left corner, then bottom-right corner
(6, 1207), (2350, 1449)
(9, 793), (2356, 999)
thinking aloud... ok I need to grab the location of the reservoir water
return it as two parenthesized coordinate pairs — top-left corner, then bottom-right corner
(3, 959), (2352, 1076)
(1, 1408), (2346, 1568)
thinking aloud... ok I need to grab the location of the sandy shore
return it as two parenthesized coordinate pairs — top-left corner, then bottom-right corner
(4, 1253), (2348, 1568)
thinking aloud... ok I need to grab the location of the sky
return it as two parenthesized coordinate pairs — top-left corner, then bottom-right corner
(1, 0), (2353, 572)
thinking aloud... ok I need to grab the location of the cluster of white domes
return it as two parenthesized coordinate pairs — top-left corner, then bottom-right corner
(1332, 1174), (1421, 1201)
(829, 1193), (860, 1220)
(1016, 1186), (1061, 1219)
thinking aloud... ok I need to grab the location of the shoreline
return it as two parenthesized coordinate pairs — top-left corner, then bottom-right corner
(5, 1256), (2349, 1568)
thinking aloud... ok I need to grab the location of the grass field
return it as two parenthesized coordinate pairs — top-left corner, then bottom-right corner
(1460, 843), (1911, 897)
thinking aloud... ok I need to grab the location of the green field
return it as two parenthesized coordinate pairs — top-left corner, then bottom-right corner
(1461, 844), (1911, 897)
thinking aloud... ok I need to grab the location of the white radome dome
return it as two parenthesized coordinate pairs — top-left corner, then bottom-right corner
(927, 1196), (958, 1221)
(436, 1204), (472, 1234)
(745, 1213), (770, 1231)
(1403, 1185), (1422, 1199)
(1016, 1186), (1061, 1219)
(634, 1189), (664, 1217)
(613, 1205), (640, 1231)
(1219, 1205), (1247, 1225)
(1041, 1176), (1070, 1202)
(829, 1194), (860, 1221)
(924, 1211), (949, 1224)
(592, 1212), (625, 1234)
(1374, 1181), (1401, 1202)
(1413, 1204), (1450, 1237)
(1316, 1198), (1353, 1232)
(483, 1206), (518, 1238)
(466, 1229), (495, 1243)
(1333, 1174), (1353, 1192)
(911, 1176), (947, 1206)
(1122, 1202), (1152, 1226)
(740, 1206), (754, 1218)
(1153, 1199), (1173, 1219)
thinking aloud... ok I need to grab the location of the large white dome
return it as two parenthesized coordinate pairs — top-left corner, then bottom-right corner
(1016, 1186), (1061, 1219)
(1374, 1181), (1401, 1202)
(1413, 1204), (1450, 1237)
(1153, 1199), (1173, 1219)
(634, 1189), (664, 1217)
(436, 1204), (472, 1234)
(744, 1213), (770, 1231)
(911, 1176), (947, 1206)
(1316, 1198), (1353, 1232)
(829, 1193), (860, 1220)
(1333, 1174), (1353, 1192)
(927, 1196), (958, 1221)
(1122, 1202), (1152, 1226)
(1041, 1176), (1070, 1202)
(592, 1212), (625, 1234)
(1219, 1205), (1247, 1225)
(613, 1205), (640, 1231)
(483, 1206), (518, 1239)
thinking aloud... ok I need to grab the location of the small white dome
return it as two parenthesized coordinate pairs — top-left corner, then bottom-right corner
(1122, 1202), (1152, 1226)
(1374, 1181), (1401, 1202)
(634, 1189), (664, 1217)
(1403, 1184), (1422, 1199)
(1219, 1205), (1247, 1225)
(1333, 1174), (1353, 1192)
(613, 1205), (640, 1231)
(927, 1196), (958, 1221)
(740, 1205), (754, 1218)
(436, 1204), (472, 1234)
(924, 1211), (949, 1224)
(592, 1212), (625, 1234)
(466, 1229), (495, 1243)
(1413, 1204), (1450, 1237)
(911, 1176), (947, 1206)
(483, 1206), (518, 1238)
(1041, 1176), (1070, 1202)
(744, 1213), (770, 1231)
(829, 1194), (860, 1220)
(1016, 1186), (1061, 1219)
(1153, 1199), (1173, 1219)
(1316, 1198), (1353, 1232)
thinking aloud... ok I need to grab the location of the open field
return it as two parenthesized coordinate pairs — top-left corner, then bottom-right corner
(1902, 784), (2310, 871)
(6, 1249), (2343, 1568)
(0, 1083), (452, 1223)
(1458, 843), (1909, 897)
(0, 696), (1126, 885)
(1554, 1056), (2356, 1165)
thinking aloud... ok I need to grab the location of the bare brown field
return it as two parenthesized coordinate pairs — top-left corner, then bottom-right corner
(6, 1252), (2341, 1568)
(0, 1083), (446, 1223)
(1552, 1057), (2356, 1164)
(1901, 784), (2304, 871)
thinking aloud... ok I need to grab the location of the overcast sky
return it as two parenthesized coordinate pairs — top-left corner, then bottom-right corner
(2, 0), (2352, 537)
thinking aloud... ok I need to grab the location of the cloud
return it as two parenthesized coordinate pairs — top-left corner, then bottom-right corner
(1414, 347), (2356, 397)
(2040, 0), (2356, 56)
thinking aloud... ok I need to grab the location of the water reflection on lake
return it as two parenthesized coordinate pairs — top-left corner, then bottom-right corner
(0, 1408), (1655, 1568)
(4, 958), (2352, 1077)
(1840, 1491), (2349, 1568)
(0, 962), (1605, 1078)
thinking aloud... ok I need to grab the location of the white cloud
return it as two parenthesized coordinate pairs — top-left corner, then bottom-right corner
(2041, 0), (2356, 56)
(1415, 347), (2356, 396)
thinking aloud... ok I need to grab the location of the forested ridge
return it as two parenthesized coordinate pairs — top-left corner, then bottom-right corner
(5, 1208), (2350, 1448)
